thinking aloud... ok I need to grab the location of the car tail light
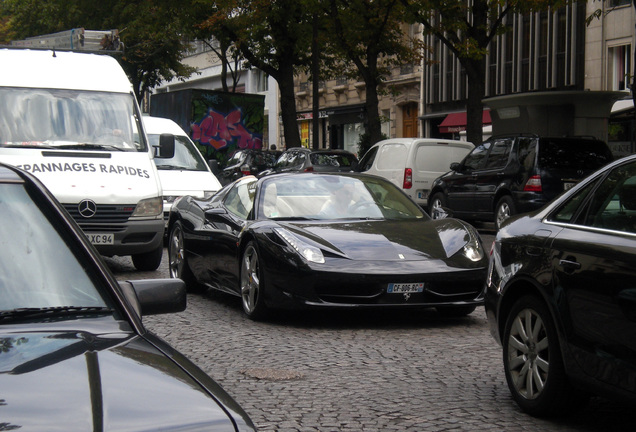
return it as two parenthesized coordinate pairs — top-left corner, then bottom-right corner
(403, 168), (413, 189)
(303, 166), (314, 172)
(523, 175), (542, 192)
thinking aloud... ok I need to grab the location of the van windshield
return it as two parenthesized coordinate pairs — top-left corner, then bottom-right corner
(0, 87), (145, 152)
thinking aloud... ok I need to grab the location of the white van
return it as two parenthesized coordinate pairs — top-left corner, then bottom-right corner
(357, 138), (473, 207)
(143, 116), (222, 228)
(0, 48), (173, 270)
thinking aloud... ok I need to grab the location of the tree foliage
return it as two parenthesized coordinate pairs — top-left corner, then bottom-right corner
(323, 0), (422, 147)
(0, 0), (196, 101)
(401, 0), (570, 145)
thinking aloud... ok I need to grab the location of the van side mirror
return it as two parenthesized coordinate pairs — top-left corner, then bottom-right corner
(155, 133), (175, 159)
(208, 159), (221, 176)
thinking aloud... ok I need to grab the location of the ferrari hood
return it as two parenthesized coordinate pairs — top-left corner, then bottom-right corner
(285, 218), (475, 261)
(0, 326), (238, 431)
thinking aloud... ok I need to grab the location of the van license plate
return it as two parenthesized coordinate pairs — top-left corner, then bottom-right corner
(387, 282), (424, 294)
(87, 233), (114, 245)
(563, 182), (576, 191)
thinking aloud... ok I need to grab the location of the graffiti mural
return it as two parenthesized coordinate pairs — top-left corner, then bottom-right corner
(191, 108), (263, 151)
(150, 89), (265, 164)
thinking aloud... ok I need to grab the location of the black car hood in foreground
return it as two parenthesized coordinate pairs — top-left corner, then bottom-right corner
(0, 321), (243, 432)
(281, 217), (478, 262)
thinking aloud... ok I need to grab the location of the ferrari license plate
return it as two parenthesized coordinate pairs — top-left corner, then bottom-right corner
(87, 233), (114, 245)
(387, 282), (424, 294)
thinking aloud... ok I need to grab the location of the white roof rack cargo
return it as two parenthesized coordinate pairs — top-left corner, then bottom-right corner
(10, 28), (123, 52)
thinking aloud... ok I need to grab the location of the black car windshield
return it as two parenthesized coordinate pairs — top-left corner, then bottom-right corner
(539, 139), (613, 170)
(258, 174), (427, 220)
(0, 183), (110, 314)
(0, 87), (145, 152)
(309, 152), (356, 167)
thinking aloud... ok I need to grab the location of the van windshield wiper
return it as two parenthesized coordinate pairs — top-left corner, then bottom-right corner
(57, 144), (126, 151)
(0, 306), (114, 323)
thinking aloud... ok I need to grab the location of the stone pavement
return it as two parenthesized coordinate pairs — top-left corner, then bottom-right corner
(107, 236), (633, 432)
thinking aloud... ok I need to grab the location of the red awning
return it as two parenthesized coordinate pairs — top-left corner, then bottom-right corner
(438, 110), (491, 133)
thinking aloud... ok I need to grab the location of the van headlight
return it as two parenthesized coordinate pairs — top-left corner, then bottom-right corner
(132, 197), (163, 217)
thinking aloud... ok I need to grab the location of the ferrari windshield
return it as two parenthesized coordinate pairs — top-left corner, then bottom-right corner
(0, 87), (145, 152)
(0, 182), (111, 313)
(259, 174), (427, 220)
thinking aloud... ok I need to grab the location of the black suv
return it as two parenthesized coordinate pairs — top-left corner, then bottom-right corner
(428, 134), (614, 229)
(259, 148), (358, 176)
(219, 149), (279, 185)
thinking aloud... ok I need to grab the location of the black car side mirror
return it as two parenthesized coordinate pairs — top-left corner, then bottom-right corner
(450, 162), (460, 171)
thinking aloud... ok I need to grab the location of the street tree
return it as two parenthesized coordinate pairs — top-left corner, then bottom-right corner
(323, 0), (423, 148)
(401, 0), (569, 146)
(199, 0), (314, 148)
(0, 0), (196, 101)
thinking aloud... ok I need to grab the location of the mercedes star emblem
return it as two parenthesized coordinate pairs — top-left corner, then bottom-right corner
(78, 199), (97, 218)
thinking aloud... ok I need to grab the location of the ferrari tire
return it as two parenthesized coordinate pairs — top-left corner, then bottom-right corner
(240, 241), (270, 320)
(168, 221), (202, 293)
(502, 295), (586, 416)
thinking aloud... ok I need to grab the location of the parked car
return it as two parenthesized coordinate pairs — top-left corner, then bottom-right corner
(143, 116), (222, 230)
(219, 148), (278, 185)
(484, 153), (636, 416)
(167, 172), (488, 320)
(0, 162), (255, 431)
(259, 148), (358, 177)
(427, 134), (614, 229)
(356, 138), (473, 208)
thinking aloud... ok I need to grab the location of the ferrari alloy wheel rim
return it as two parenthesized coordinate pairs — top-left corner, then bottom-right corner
(169, 226), (185, 279)
(506, 307), (550, 400)
(496, 202), (511, 228)
(241, 246), (260, 314)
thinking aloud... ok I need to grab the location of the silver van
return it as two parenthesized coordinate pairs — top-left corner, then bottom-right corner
(356, 138), (473, 207)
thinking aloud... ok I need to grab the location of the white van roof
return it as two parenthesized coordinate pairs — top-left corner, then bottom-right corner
(372, 138), (474, 149)
(143, 116), (189, 137)
(0, 48), (133, 93)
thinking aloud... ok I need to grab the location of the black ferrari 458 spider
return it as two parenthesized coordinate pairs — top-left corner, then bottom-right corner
(167, 172), (488, 320)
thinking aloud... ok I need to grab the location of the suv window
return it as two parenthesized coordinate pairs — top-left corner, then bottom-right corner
(484, 139), (511, 169)
(462, 142), (491, 171)
(538, 138), (613, 170)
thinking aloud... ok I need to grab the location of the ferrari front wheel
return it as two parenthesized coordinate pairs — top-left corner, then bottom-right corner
(240, 242), (269, 320)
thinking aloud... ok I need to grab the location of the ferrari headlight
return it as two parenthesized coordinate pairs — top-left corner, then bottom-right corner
(274, 228), (325, 264)
(462, 230), (484, 262)
(132, 196), (163, 217)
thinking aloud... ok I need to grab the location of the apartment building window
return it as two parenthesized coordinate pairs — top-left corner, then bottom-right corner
(254, 70), (269, 92)
(608, 45), (631, 91)
(608, 0), (631, 7)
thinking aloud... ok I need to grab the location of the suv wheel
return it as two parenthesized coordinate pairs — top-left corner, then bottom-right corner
(428, 192), (446, 219)
(495, 196), (515, 230)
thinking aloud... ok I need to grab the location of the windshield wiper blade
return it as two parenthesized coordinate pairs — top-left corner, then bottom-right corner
(57, 144), (125, 151)
(0, 306), (114, 322)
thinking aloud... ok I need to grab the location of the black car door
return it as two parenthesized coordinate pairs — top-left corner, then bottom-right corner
(203, 180), (254, 292)
(473, 138), (512, 214)
(445, 142), (491, 215)
(547, 160), (636, 393)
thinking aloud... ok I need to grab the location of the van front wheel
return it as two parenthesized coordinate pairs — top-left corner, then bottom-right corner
(132, 245), (163, 271)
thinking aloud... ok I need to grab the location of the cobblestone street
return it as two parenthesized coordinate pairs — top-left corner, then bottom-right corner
(107, 235), (634, 431)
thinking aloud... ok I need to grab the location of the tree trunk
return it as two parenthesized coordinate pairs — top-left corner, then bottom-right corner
(278, 65), (302, 148)
(464, 57), (486, 147)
